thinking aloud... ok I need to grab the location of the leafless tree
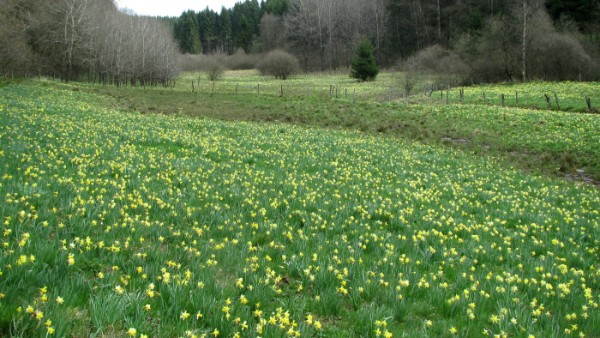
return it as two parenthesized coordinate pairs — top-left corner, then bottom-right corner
(284, 0), (388, 72)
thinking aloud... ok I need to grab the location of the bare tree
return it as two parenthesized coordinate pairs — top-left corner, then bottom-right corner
(259, 13), (286, 52)
(284, 0), (388, 71)
(0, 0), (39, 76)
(521, 0), (528, 81)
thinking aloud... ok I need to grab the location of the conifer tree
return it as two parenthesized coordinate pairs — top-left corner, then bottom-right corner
(350, 38), (379, 81)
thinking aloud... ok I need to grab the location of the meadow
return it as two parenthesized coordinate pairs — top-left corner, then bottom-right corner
(437, 82), (599, 112)
(76, 72), (600, 182)
(0, 78), (599, 337)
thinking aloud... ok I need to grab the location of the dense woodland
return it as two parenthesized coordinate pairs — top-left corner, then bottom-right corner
(1, 0), (599, 83)
(0, 0), (178, 84)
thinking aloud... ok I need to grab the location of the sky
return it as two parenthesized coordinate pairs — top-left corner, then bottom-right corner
(115, 0), (241, 17)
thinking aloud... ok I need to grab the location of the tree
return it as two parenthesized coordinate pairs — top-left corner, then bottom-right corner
(218, 8), (233, 54)
(351, 38), (379, 81)
(264, 0), (289, 15)
(258, 13), (285, 51)
(0, 0), (39, 77)
(175, 11), (202, 54)
(237, 15), (254, 52)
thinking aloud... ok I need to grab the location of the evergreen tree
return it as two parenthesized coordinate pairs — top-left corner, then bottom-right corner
(219, 8), (233, 54)
(237, 15), (254, 53)
(264, 0), (288, 15)
(350, 38), (379, 81)
(175, 11), (202, 54)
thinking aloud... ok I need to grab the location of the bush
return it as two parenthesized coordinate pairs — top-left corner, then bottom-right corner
(202, 55), (226, 81)
(225, 49), (258, 70)
(350, 38), (379, 81)
(177, 53), (204, 72)
(176, 53), (226, 81)
(256, 50), (300, 80)
(402, 45), (470, 86)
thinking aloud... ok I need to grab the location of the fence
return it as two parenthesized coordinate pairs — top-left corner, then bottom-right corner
(422, 85), (597, 113)
(189, 81), (365, 103)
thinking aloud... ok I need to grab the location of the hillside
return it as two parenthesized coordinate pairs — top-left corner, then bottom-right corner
(1, 81), (599, 337)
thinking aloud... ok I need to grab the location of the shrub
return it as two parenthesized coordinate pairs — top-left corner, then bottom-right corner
(177, 53), (203, 72)
(402, 44), (470, 86)
(202, 55), (226, 81)
(256, 50), (300, 80)
(225, 49), (258, 70)
(350, 38), (379, 81)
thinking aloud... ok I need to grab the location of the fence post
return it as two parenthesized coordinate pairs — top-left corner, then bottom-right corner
(544, 94), (552, 109)
(585, 97), (592, 112)
(483, 91), (486, 103)
(554, 93), (560, 110)
(515, 91), (519, 105)
(257, 83), (260, 96)
(280, 84), (283, 97)
(501, 94), (505, 107)
(446, 90), (449, 104)
(192, 81), (195, 92)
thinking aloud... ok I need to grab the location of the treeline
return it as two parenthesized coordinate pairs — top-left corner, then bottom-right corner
(0, 0), (178, 85)
(172, 0), (600, 82)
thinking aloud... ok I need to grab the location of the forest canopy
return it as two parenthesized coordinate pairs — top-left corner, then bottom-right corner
(1, 0), (598, 83)
(169, 0), (600, 82)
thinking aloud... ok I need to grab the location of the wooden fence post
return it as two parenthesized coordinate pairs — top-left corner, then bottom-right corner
(515, 91), (519, 105)
(280, 84), (283, 97)
(544, 94), (552, 109)
(554, 93), (560, 110)
(586, 97), (592, 112)
(257, 84), (260, 95)
(501, 94), (505, 107)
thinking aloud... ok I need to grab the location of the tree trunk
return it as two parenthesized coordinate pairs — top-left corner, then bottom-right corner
(436, 0), (442, 43)
(522, 0), (528, 82)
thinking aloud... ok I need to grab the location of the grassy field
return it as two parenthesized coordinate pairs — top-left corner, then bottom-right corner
(1, 79), (599, 337)
(175, 70), (398, 101)
(68, 73), (600, 183)
(427, 82), (600, 112)
(175, 71), (600, 112)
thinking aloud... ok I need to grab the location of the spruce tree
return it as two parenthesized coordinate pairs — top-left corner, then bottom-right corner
(350, 38), (379, 81)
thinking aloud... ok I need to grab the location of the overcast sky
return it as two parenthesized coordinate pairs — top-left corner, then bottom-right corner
(115, 0), (241, 17)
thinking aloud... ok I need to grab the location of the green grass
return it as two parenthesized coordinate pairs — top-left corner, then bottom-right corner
(1, 81), (599, 337)
(65, 74), (600, 183)
(176, 70), (397, 101)
(414, 81), (600, 112)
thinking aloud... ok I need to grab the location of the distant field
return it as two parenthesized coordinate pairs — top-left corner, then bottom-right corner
(430, 82), (600, 112)
(70, 73), (600, 183)
(176, 70), (398, 101)
(173, 71), (600, 112)
(1, 81), (599, 337)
